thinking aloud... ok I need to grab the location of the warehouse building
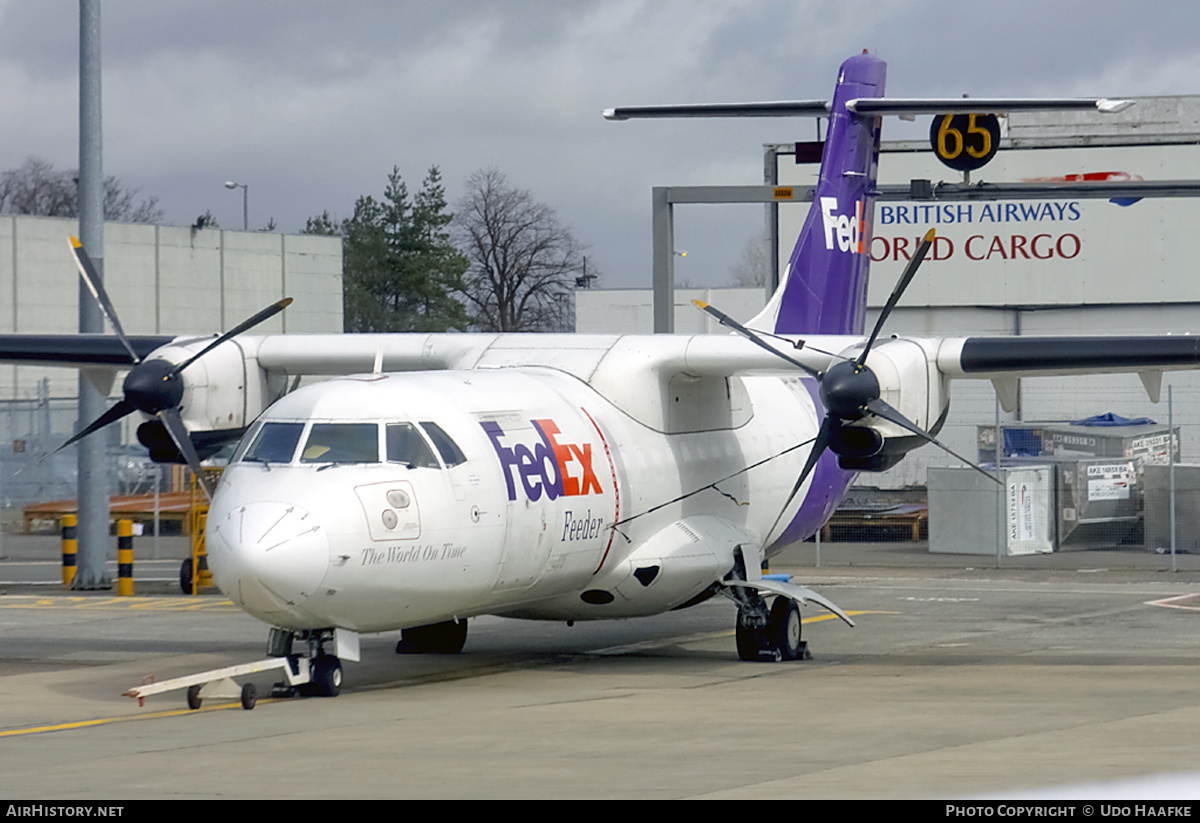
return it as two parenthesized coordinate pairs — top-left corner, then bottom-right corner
(0, 216), (342, 504)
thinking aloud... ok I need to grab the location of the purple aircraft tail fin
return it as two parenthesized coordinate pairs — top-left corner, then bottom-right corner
(750, 52), (886, 336)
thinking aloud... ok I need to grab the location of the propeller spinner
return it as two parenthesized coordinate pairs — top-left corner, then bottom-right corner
(58, 236), (292, 498)
(694, 228), (998, 537)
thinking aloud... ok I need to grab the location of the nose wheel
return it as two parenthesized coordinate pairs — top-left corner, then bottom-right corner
(270, 628), (346, 698)
(309, 655), (342, 697)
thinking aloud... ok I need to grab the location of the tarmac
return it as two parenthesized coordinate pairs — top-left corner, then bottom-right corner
(1, 532), (1199, 799)
(2, 529), (1198, 590)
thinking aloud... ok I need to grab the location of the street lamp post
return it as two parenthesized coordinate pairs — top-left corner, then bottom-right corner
(224, 180), (248, 230)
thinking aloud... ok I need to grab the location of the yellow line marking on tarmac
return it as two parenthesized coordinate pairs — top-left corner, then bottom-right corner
(0, 699), (274, 739)
(801, 610), (893, 624)
(0, 595), (238, 611)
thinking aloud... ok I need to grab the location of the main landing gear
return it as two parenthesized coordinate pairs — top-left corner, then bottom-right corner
(722, 547), (811, 662)
(735, 596), (809, 662)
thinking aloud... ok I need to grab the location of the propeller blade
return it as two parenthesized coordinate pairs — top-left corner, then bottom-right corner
(50, 399), (137, 457)
(169, 297), (293, 377)
(863, 397), (998, 484)
(158, 407), (215, 499)
(858, 228), (935, 366)
(69, 236), (140, 364)
(692, 300), (822, 378)
(768, 416), (835, 538)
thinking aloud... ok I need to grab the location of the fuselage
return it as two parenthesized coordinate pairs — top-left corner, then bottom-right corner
(205, 365), (849, 633)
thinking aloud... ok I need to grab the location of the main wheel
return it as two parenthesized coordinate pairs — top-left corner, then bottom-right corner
(311, 655), (342, 697)
(179, 558), (193, 595)
(769, 597), (804, 661)
(735, 608), (763, 661)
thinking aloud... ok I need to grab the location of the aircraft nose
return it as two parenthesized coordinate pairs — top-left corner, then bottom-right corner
(208, 501), (329, 622)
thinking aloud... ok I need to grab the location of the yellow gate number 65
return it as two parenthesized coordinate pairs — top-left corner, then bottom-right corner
(930, 113), (1000, 171)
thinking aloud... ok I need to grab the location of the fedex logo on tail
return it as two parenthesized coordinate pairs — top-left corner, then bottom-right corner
(482, 418), (602, 502)
(821, 197), (866, 253)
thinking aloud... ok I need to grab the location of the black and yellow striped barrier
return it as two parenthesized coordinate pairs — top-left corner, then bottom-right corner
(61, 514), (77, 588)
(117, 519), (134, 596)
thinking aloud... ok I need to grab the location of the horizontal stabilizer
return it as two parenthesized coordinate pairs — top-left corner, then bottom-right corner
(846, 97), (1134, 116)
(605, 98), (1132, 121)
(603, 100), (829, 120)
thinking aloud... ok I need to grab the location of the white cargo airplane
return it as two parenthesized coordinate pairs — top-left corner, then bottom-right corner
(10, 52), (1195, 700)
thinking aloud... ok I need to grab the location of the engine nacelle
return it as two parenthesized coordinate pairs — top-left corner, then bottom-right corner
(136, 336), (288, 461)
(847, 337), (950, 471)
(827, 421), (884, 459)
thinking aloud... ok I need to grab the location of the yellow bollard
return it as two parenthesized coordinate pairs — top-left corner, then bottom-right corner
(117, 519), (134, 596)
(61, 514), (77, 588)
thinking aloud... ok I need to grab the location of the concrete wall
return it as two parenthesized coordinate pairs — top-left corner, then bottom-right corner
(575, 287), (766, 335)
(0, 214), (342, 404)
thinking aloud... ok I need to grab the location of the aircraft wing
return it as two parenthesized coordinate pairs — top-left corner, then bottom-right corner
(0, 334), (173, 368)
(3, 330), (1198, 385)
(935, 335), (1200, 408)
(938, 336), (1200, 376)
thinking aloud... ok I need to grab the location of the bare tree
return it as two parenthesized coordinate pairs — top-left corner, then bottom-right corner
(455, 169), (586, 332)
(729, 228), (772, 288)
(0, 156), (163, 223)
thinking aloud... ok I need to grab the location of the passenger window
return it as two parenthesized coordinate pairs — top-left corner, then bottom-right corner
(301, 423), (380, 464)
(387, 423), (440, 468)
(420, 421), (467, 467)
(244, 422), (304, 464)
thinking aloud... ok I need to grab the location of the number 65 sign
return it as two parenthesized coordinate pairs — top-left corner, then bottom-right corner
(929, 112), (1001, 172)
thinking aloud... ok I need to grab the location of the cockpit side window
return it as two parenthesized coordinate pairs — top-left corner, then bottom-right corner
(243, 422), (304, 464)
(386, 423), (440, 468)
(231, 420), (262, 464)
(419, 421), (467, 467)
(301, 423), (380, 464)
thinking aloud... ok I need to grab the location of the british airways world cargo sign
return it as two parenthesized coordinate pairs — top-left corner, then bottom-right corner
(776, 142), (1200, 307)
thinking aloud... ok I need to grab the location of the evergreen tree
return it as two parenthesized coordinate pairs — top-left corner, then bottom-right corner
(304, 166), (469, 333)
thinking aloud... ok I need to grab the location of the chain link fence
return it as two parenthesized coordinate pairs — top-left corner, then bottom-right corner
(839, 379), (1200, 572)
(0, 381), (175, 534)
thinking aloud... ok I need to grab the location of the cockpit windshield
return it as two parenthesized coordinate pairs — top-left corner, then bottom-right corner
(300, 423), (380, 464)
(236, 419), (469, 469)
(243, 422), (304, 464)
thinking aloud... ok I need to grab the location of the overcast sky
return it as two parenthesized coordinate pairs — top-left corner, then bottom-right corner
(2, 0), (1199, 290)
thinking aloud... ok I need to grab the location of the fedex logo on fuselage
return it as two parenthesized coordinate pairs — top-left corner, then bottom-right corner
(821, 197), (865, 254)
(482, 418), (602, 502)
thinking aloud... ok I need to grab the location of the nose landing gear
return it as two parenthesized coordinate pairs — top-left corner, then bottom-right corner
(270, 628), (348, 698)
